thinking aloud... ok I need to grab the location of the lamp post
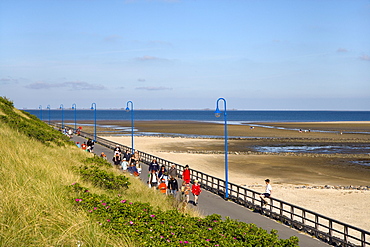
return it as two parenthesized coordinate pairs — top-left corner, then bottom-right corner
(91, 103), (97, 142)
(39, 105), (42, 120)
(47, 105), (51, 125)
(215, 97), (229, 199)
(60, 104), (64, 129)
(72, 103), (77, 131)
(125, 100), (134, 153)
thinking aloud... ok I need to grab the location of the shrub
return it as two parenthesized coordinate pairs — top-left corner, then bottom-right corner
(76, 157), (131, 190)
(69, 183), (299, 246)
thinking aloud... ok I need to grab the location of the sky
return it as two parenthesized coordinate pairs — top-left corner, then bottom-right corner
(0, 0), (369, 110)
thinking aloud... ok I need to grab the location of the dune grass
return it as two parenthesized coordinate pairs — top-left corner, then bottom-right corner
(0, 123), (134, 246)
(0, 117), (199, 246)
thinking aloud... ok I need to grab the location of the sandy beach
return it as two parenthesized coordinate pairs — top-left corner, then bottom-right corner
(73, 120), (370, 231)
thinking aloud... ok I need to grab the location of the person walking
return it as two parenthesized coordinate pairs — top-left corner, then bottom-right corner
(191, 180), (202, 206)
(169, 164), (177, 178)
(182, 165), (191, 184)
(259, 179), (272, 205)
(149, 159), (160, 173)
(181, 181), (191, 203)
(158, 179), (167, 195)
(168, 176), (179, 197)
(148, 170), (159, 189)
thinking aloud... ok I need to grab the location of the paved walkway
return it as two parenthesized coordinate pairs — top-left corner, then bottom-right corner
(72, 135), (329, 246)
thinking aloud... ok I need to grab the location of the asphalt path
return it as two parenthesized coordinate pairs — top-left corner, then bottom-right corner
(72, 135), (329, 246)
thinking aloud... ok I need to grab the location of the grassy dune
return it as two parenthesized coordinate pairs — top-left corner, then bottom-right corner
(0, 97), (198, 246)
(0, 122), (134, 246)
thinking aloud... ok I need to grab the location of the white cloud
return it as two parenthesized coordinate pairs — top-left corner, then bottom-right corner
(25, 81), (106, 90)
(0, 78), (18, 84)
(359, 55), (370, 61)
(135, 86), (172, 91)
(337, 48), (348, 53)
(135, 56), (163, 61)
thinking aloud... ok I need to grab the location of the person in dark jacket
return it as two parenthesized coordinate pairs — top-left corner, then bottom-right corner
(149, 159), (160, 173)
(168, 176), (179, 197)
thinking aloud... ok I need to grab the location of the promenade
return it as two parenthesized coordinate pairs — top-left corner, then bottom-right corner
(72, 135), (329, 246)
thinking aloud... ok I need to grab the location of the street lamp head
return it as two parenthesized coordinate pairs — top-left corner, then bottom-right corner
(125, 107), (130, 112)
(214, 108), (221, 118)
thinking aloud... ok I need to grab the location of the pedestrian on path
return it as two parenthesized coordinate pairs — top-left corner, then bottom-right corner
(148, 170), (159, 189)
(168, 176), (178, 197)
(149, 159), (160, 173)
(158, 179), (167, 195)
(181, 181), (191, 203)
(191, 180), (202, 206)
(259, 179), (272, 205)
(182, 165), (191, 184)
(169, 164), (177, 178)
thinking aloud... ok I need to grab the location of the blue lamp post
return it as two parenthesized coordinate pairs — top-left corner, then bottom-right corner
(60, 104), (64, 129)
(91, 103), (97, 142)
(215, 97), (229, 199)
(125, 100), (134, 153)
(47, 105), (51, 125)
(39, 105), (42, 120)
(72, 103), (77, 131)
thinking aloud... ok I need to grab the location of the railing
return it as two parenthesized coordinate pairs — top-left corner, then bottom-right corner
(55, 124), (369, 247)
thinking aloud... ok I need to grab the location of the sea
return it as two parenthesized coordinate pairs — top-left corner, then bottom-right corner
(23, 109), (370, 123)
(24, 109), (370, 163)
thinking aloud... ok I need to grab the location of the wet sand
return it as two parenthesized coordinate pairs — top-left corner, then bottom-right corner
(70, 120), (370, 230)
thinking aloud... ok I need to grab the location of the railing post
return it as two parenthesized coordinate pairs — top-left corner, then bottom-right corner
(315, 214), (319, 238)
(344, 225), (348, 245)
(328, 220), (333, 244)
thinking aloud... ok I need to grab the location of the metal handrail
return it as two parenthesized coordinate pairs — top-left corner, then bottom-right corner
(55, 123), (369, 247)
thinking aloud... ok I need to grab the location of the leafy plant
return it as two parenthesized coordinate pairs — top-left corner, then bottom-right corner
(76, 157), (131, 190)
(69, 183), (299, 246)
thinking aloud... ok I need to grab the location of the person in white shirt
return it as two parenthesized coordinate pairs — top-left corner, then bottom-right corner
(259, 179), (272, 205)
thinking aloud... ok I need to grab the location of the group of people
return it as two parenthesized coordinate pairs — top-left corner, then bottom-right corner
(106, 145), (142, 176)
(147, 162), (202, 206)
(75, 138), (95, 152)
(62, 127), (81, 138)
(76, 140), (271, 207)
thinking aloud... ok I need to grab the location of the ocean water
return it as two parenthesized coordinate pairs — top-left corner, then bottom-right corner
(23, 109), (370, 123)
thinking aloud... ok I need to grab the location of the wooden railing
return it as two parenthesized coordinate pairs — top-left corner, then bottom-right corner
(57, 124), (369, 247)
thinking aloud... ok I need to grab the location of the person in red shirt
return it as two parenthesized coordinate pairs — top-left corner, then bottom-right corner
(81, 142), (87, 151)
(158, 179), (167, 195)
(182, 165), (191, 184)
(191, 180), (202, 205)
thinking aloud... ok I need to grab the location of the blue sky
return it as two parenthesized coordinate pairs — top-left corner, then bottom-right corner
(1, 0), (369, 110)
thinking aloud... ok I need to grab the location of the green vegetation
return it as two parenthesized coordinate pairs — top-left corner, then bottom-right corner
(0, 96), (70, 146)
(76, 157), (131, 190)
(0, 97), (299, 246)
